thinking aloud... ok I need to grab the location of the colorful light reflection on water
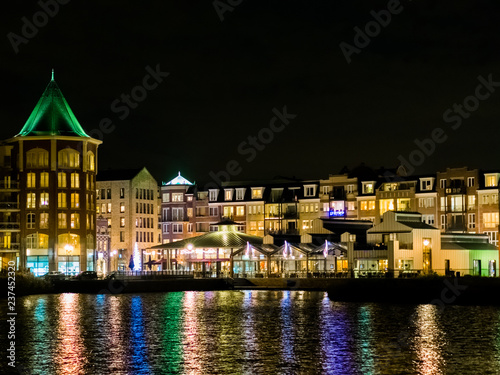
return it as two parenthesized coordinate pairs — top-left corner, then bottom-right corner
(3, 291), (500, 374)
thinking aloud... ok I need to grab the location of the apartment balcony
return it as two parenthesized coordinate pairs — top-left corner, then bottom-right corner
(0, 202), (19, 210)
(444, 186), (466, 195)
(0, 182), (19, 191)
(0, 222), (20, 231)
(0, 243), (20, 252)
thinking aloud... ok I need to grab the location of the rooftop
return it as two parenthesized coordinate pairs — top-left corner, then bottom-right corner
(16, 71), (90, 138)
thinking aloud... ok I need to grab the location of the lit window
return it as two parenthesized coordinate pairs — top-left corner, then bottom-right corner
(39, 172), (49, 188)
(27, 173), (36, 188)
(71, 213), (80, 229)
(120, 188), (125, 198)
(58, 193), (67, 208)
(467, 177), (475, 187)
(362, 182), (374, 194)
(107, 203), (111, 213)
(87, 151), (95, 171)
(120, 202), (125, 213)
(27, 193), (36, 209)
(40, 213), (49, 229)
(172, 193), (183, 202)
(58, 149), (80, 168)
(485, 175), (498, 187)
(26, 148), (49, 168)
(40, 193), (49, 208)
(483, 212), (499, 229)
(58, 172), (67, 188)
(251, 188), (263, 199)
(71, 173), (80, 188)
(71, 193), (80, 208)
(236, 206), (245, 216)
(224, 189), (234, 201)
(120, 217), (125, 227)
(187, 208), (193, 217)
(58, 213), (67, 229)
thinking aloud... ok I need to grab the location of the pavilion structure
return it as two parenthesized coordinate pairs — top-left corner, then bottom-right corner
(148, 219), (264, 277)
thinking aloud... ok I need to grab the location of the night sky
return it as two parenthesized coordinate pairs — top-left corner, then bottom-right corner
(2, 0), (500, 184)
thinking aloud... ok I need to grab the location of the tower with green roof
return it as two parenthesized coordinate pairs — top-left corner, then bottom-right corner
(5, 72), (102, 274)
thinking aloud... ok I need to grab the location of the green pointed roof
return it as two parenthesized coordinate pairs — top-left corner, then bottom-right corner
(17, 71), (89, 137)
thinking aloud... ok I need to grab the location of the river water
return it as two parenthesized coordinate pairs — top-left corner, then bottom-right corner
(2, 291), (500, 374)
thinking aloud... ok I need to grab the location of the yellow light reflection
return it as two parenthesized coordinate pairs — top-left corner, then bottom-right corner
(413, 305), (446, 374)
(56, 293), (85, 374)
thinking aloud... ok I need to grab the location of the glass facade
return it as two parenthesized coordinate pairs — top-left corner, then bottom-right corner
(58, 255), (80, 276)
(27, 255), (49, 276)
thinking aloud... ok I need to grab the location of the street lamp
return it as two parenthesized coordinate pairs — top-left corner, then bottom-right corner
(64, 244), (74, 277)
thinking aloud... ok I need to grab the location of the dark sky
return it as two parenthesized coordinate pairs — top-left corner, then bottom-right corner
(2, 1), (500, 184)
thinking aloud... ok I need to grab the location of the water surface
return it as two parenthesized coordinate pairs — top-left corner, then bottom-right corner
(2, 291), (500, 374)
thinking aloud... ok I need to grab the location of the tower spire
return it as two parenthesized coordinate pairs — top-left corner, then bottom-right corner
(51, 69), (54, 81)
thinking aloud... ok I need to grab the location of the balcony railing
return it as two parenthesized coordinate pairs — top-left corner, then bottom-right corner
(0, 182), (19, 189)
(0, 202), (19, 210)
(0, 243), (20, 252)
(0, 222), (20, 230)
(445, 186), (466, 195)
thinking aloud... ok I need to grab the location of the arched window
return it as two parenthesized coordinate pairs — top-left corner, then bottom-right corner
(26, 148), (49, 168)
(87, 151), (95, 171)
(26, 233), (49, 250)
(57, 233), (80, 254)
(58, 148), (80, 168)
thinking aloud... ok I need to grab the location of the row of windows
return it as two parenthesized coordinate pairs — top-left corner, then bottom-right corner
(26, 213), (95, 230)
(137, 203), (154, 215)
(136, 231), (155, 243)
(26, 148), (95, 170)
(26, 192), (92, 209)
(97, 188), (125, 200)
(26, 172), (95, 190)
(136, 188), (155, 201)
(135, 217), (154, 229)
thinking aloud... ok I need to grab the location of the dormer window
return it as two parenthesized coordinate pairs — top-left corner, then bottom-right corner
(236, 188), (245, 201)
(209, 189), (219, 202)
(420, 178), (433, 191)
(304, 184), (316, 197)
(251, 188), (263, 199)
(485, 174), (499, 187)
(362, 182), (374, 194)
(224, 189), (234, 201)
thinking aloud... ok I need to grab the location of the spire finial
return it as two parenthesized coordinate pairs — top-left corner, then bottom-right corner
(51, 69), (54, 81)
(178, 171), (181, 176)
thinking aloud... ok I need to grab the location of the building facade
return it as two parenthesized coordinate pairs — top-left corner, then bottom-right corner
(96, 167), (161, 271)
(3, 75), (101, 275)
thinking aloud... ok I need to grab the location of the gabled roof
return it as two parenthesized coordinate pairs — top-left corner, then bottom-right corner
(17, 71), (89, 137)
(96, 168), (143, 181)
(164, 172), (193, 186)
(150, 229), (263, 249)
